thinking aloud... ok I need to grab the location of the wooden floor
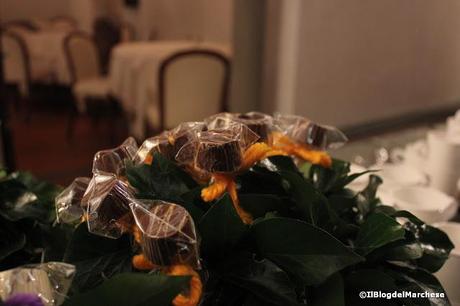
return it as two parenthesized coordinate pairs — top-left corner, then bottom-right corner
(6, 89), (129, 186)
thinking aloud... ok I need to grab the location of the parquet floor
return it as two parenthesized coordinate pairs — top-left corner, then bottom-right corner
(6, 89), (129, 186)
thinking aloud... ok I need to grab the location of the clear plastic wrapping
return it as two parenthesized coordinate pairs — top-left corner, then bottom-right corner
(206, 112), (274, 144)
(176, 121), (258, 173)
(83, 173), (135, 239)
(274, 114), (348, 150)
(92, 137), (138, 176)
(0, 262), (75, 306)
(55, 177), (90, 224)
(130, 200), (200, 269)
(133, 122), (206, 164)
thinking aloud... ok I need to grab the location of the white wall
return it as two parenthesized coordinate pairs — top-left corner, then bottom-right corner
(265, 0), (460, 128)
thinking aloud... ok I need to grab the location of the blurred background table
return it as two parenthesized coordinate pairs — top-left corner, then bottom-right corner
(109, 40), (232, 139)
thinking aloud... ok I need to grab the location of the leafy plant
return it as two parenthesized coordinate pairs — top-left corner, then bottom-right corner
(121, 154), (454, 306)
(0, 152), (454, 306)
(0, 171), (71, 270)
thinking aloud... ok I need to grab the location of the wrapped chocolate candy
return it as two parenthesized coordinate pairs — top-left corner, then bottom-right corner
(92, 137), (138, 176)
(83, 173), (135, 239)
(177, 121), (258, 173)
(55, 177), (90, 224)
(206, 112), (274, 143)
(0, 262), (75, 306)
(131, 200), (200, 269)
(133, 122), (206, 164)
(275, 114), (348, 150)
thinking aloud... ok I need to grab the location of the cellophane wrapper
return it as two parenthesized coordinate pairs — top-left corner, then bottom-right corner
(55, 177), (90, 224)
(92, 137), (138, 176)
(130, 200), (201, 269)
(176, 121), (258, 174)
(133, 122), (206, 165)
(274, 114), (348, 150)
(83, 173), (135, 239)
(0, 262), (75, 306)
(206, 112), (275, 144)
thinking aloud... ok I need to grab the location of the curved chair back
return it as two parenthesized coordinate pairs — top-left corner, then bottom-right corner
(50, 16), (77, 32)
(63, 32), (101, 84)
(1, 30), (31, 97)
(158, 49), (230, 130)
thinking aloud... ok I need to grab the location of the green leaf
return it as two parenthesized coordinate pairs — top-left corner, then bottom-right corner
(344, 269), (400, 306)
(239, 194), (292, 219)
(354, 213), (405, 256)
(199, 195), (248, 263)
(264, 156), (299, 173)
(126, 153), (197, 203)
(279, 170), (327, 225)
(308, 159), (351, 193)
(310, 273), (345, 306)
(251, 217), (364, 286)
(0, 172), (60, 223)
(221, 253), (299, 306)
(392, 211), (454, 272)
(385, 264), (449, 306)
(0, 216), (26, 261)
(63, 273), (190, 306)
(64, 224), (133, 293)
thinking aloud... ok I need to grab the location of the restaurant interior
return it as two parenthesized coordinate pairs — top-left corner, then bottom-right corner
(1, 1), (460, 306)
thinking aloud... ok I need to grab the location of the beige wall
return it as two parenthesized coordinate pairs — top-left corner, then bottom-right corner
(139, 0), (233, 42)
(266, 0), (460, 127)
(0, 0), (69, 22)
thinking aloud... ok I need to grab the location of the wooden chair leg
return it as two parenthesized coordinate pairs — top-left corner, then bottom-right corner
(66, 101), (78, 141)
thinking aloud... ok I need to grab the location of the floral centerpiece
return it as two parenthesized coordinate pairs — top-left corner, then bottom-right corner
(0, 113), (454, 306)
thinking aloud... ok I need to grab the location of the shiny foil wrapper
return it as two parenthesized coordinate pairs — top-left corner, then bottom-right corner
(0, 262), (75, 306)
(55, 177), (90, 224)
(131, 200), (201, 269)
(84, 174), (135, 239)
(92, 137), (138, 176)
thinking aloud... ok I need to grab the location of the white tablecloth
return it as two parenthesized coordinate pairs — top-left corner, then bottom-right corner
(5, 29), (71, 85)
(24, 31), (71, 84)
(109, 41), (231, 139)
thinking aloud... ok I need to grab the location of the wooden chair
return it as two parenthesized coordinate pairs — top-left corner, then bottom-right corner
(1, 29), (33, 119)
(63, 32), (119, 140)
(146, 49), (230, 133)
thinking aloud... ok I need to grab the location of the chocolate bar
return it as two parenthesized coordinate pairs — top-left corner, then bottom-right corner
(85, 174), (135, 239)
(196, 133), (242, 172)
(131, 201), (200, 269)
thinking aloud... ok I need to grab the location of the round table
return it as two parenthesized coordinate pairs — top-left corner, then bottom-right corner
(109, 41), (232, 139)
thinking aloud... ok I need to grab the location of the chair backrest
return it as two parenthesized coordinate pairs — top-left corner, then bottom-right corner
(1, 30), (30, 97)
(63, 32), (101, 84)
(2, 20), (38, 33)
(158, 49), (230, 130)
(93, 17), (120, 74)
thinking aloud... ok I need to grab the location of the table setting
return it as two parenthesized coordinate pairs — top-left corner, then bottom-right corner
(0, 111), (457, 306)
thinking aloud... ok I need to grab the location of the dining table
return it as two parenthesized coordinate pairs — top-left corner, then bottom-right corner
(108, 40), (232, 140)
